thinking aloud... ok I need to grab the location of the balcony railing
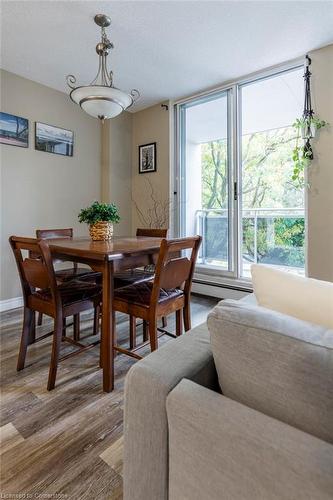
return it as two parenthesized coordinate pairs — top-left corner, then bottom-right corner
(196, 208), (305, 273)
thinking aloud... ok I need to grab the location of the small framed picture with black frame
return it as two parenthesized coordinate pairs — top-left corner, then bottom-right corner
(35, 122), (74, 157)
(138, 142), (156, 174)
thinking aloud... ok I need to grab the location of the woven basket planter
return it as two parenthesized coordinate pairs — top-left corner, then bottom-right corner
(89, 221), (114, 241)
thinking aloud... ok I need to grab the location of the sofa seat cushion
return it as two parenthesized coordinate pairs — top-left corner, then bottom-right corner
(251, 264), (333, 329)
(114, 281), (183, 308)
(34, 280), (102, 305)
(208, 299), (333, 443)
(167, 380), (333, 500)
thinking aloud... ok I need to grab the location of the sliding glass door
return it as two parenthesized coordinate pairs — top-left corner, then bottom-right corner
(239, 68), (305, 277)
(177, 89), (235, 277)
(175, 65), (305, 282)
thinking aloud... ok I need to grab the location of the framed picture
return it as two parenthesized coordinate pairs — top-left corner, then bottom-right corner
(139, 142), (156, 173)
(0, 112), (29, 148)
(35, 122), (74, 157)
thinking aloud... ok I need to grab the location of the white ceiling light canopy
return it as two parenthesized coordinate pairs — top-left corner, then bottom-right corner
(66, 14), (140, 121)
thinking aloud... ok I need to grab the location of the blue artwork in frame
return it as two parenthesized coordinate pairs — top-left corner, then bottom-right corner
(0, 112), (29, 148)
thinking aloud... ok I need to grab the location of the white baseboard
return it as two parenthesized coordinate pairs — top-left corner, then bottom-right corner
(0, 296), (24, 312)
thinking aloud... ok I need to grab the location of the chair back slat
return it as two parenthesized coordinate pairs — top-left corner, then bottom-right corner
(36, 228), (73, 239)
(159, 257), (191, 290)
(15, 240), (42, 253)
(136, 228), (168, 238)
(9, 236), (58, 306)
(162, 239), (197, 254)
(36, 228), (75, 267)
(151, 236), (202, 305)
(22, 258), (50, 289)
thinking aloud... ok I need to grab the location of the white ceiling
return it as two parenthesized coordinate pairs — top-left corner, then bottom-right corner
(1, 1), (333, 112)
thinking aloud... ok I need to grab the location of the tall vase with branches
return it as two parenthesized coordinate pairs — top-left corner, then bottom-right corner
(132, 178), (171, 229)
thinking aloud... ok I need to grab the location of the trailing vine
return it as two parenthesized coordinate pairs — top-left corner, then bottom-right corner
(291, 117), (328, 186)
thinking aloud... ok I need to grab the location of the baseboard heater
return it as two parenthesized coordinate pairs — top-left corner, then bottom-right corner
(193, 278), (252, 292)
(192, 278), (252, 300)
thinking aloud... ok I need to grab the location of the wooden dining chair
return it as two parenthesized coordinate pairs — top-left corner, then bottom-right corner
(112, 236), (202, 359)
(113, 228), (168, 288)
(112, 228), (169, 344)
(35, 228), (101, 328)
(10, 236), (102, 390)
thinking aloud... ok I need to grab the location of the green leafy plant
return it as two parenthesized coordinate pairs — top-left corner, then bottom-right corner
(293, 116), (327, 131)
(78, 201), (120, 225)
(291, 116), (328, 186)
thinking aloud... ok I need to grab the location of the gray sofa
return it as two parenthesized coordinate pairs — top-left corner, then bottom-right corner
(123, 295), (333, 500)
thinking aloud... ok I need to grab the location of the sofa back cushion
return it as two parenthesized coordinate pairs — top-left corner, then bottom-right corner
(208, 300), (333, 443)
(251, 264), (333, 329)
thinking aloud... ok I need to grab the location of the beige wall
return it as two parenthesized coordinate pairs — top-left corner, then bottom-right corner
(108, 113), (133, 236)
(307, 44), (333, 281)
(131, 102), (170, 233)
(0, 70), (100, 301)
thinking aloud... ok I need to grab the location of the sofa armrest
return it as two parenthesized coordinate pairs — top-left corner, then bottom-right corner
(167, 379), (333, 500)
(239, 291), (257, 305)
(123, 323), (217, 500)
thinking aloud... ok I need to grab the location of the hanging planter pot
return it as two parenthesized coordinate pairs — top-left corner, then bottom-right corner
(301, 119), (316, 140)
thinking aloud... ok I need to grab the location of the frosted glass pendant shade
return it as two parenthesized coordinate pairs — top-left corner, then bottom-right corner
(70, 86), (133, 119)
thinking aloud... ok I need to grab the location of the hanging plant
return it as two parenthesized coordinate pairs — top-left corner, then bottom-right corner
(292, 117), (328, 186)
(291, 56), (328, 186)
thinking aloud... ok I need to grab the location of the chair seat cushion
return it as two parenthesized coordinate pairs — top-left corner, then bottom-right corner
(114, 281), (183, 307)
(113, 269), (154, 289)
(34, 280), (102, 306)
(55, 267), (101, 283)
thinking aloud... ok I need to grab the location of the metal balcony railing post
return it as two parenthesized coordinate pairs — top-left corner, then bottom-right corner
(202, 211), (207, 264)
(254, 210), (258, 264)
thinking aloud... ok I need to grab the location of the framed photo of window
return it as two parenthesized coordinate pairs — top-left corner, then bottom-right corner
(35, 122), (74, 156)
(0, 112), (29, 148)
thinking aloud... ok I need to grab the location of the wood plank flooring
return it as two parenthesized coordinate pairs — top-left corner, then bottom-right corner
(0, 295), (217, 499)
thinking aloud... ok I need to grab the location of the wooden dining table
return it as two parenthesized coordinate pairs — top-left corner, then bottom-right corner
(48, 236), (163, 392)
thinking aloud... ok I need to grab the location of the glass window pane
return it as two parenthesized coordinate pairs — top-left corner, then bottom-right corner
(240, 68), (305, 277)
(179, 91), (233, 273)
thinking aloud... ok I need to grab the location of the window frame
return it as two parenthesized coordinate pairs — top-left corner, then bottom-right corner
(174, 58), (305, 286)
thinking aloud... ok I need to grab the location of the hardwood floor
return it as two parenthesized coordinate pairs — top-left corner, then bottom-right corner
(0, 295), (218, 499)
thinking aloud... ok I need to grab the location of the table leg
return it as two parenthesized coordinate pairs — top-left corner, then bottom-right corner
(101, 261), (114, 392)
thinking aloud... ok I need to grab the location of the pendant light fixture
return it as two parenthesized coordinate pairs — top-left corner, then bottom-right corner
(66, 14), (140, 121)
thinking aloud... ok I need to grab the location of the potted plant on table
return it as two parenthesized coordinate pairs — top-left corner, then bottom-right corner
(78, 201), (120, 241)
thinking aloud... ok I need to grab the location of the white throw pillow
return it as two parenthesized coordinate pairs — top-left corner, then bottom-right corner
(251, 264), (333, 329)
